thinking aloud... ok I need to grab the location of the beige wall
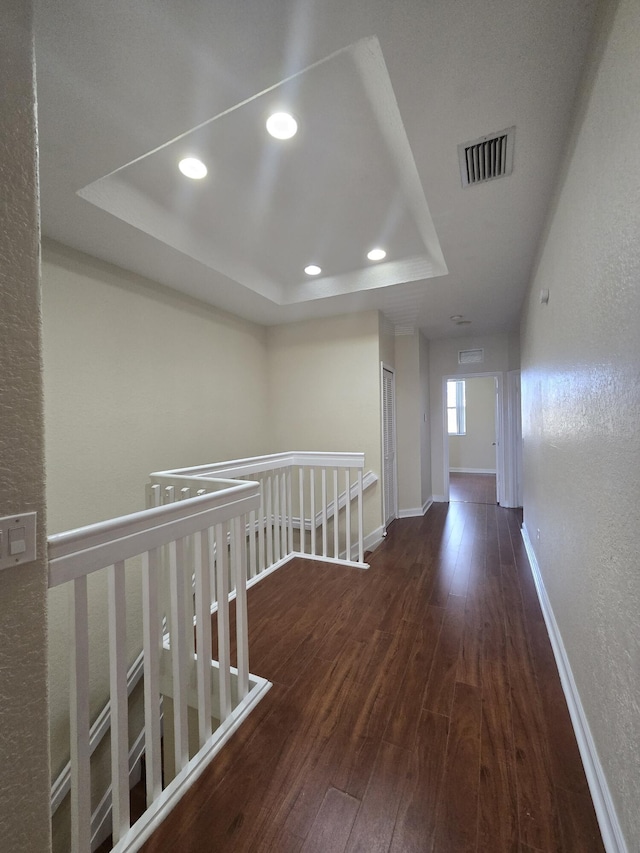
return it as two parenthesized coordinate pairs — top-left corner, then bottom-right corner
(419, 332), (432, 507)
(267, 311), (384, 539)
(520, 0), (640, 844)
(449, 375), (496, 472)
(0, 3), (51, 850)
(42, 240), (270, 533)
(429, 332), (512, 499)
(42, 241), (271, 779)
(395, 335), (421, 512)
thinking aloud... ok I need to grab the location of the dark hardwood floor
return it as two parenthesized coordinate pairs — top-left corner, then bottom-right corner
(449, 472), (497, 505)
(141, 502), (604, 853)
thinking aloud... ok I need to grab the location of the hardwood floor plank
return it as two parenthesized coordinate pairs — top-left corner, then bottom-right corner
(432, 682), (482, 853)
(506, 631), (563, 851)
(422, 596), (466, 716)
(383, 606), (445, 750)
(300, 787), (360, 853)
(555, 785), (606, 852)
(390, 709), (449, 853)
(344, 740), (411, 853)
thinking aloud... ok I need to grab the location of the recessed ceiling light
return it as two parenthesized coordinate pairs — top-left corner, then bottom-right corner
(266, 112), (298, 140)
(304, 264), (322, 276)
(178, 157), (207, 179)
(450, 315), (463, 322)
(367, 248), (386, 261)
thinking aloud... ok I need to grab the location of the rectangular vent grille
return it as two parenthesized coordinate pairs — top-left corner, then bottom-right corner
(458, 348), (484, 365)
(458, 127), (515, 187)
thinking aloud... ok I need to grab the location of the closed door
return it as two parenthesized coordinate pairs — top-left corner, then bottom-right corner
(382, 367), (397, 527)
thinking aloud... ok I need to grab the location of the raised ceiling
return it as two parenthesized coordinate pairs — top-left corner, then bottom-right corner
(35, 0), (599, 338)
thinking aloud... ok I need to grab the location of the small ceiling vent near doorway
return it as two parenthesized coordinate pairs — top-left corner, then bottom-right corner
(458, 127), (515, 187)
(458, 348), (484, 365)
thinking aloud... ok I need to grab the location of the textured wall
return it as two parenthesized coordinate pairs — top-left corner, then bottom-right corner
(520, 0), (640, 844)
(0, 2), (52, 850)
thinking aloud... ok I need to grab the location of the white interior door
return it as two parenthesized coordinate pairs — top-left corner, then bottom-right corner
(382, 366), (397, 528)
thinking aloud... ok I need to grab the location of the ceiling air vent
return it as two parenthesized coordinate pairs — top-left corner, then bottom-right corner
(458, 348), (484, 365)
(458, 127), (515, 187)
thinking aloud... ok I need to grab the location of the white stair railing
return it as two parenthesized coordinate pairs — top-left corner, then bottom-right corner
(48, 481), (270, 853)
(50, 451), (375, 853)
(149, 451), (375, 586)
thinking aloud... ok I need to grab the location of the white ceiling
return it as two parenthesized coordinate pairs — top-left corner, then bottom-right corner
(35, 0), (598, 339)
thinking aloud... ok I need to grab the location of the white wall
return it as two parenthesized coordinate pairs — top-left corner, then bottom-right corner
(267, 311), (384, 541)
(520, 0), (640, 845)
(429, 332), (513, 500)
(0, 3), (51, 850)
(449, 375), (496, 472)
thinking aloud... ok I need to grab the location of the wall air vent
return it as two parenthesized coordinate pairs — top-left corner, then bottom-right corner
(458, 127), (515, 187)
(458, 348), (484, 365)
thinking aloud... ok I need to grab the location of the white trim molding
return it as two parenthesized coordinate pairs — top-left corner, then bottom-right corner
(449, 467), (496, 474)
(521, 525), (628, 853)
(398, 497), (434, 518)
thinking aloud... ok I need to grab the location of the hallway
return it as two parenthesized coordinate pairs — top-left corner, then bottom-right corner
(141, 502), (603, 852)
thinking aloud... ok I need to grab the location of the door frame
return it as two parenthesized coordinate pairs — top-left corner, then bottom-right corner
(442, 371), (505, 505)
(380, 362), (398, 530)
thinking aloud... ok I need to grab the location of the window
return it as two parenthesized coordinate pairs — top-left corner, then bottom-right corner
(447, 379), (466, 435)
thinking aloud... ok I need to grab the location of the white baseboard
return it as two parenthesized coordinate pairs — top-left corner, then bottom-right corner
(449, 467), (496, 474)
(398, 497), (434, 518)
(432, 494), (447, 503)
(521, 525), (628, 853)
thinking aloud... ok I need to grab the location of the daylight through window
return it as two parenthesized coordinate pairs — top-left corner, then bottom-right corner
(447, 379), (466, 435)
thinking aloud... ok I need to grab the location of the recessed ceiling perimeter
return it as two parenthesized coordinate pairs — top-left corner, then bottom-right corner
(77, 36), (447, 306)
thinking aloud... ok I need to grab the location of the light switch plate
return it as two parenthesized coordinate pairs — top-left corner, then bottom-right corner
(0, 512), (37, 570)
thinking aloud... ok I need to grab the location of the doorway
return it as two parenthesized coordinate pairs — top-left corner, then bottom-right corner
(443, 373), (502, 505)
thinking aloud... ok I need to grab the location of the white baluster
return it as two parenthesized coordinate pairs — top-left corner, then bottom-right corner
(280, 470), (287, 556)
(233, 516), (249, 700)
(299, 467), (305, 554)
(194, 529), (213, 748)
(70, 576), (91, 853)
(141, 547), (162, 806)
(169, 537), (189, 772)
(333, 467), (339, 558)
(322, 468), (328, 557)
(358, 469), (364, 563)
(258, 477), (265, 572)
(248, 509), (257, 579)
(273, 472), (281, 563)
(345, 469), (351, 562)
(108, 560), (130, 842)
(265, 476), (273, 567)
(310, 468), (316, 555)
(287, 467), (293, 554)
(215, 522), (232, 721)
